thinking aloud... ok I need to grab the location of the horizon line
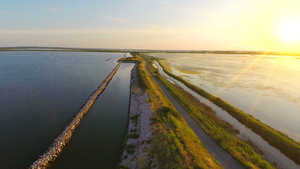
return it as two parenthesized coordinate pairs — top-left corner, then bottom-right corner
(1, 46), (300, 56)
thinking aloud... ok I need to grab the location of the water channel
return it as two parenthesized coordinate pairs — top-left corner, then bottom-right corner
(154, 60), (299, 169)
(0, 51), (131, 168)
(51, 63), (134, 168)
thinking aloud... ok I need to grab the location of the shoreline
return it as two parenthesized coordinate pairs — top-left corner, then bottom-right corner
(153, 57), (300, 166)
(119, 64), (156, 168)
(156, 55), (300, 142)
(122, 54), (223, 168)
(153, 59), (299, 168)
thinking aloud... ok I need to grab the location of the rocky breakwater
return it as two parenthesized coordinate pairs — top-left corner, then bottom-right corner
(29, 62), (122, 169)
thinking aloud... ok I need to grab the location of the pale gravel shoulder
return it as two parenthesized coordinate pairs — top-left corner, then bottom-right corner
(119, 64), (157, 169)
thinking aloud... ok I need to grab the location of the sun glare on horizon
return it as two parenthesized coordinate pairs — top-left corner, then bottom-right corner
(279, 18), (300, 42)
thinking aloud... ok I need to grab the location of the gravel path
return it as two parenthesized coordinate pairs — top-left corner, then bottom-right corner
(143, 58), (244, 169)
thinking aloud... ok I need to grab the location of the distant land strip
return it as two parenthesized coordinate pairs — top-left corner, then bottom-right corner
(1, 47), (300, 56)
(29, 62), (122, 169)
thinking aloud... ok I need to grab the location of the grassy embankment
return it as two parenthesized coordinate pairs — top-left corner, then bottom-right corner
(120, 55), (222, 168)
(152, 56), (300, 165)
(141, 55), (275, 168)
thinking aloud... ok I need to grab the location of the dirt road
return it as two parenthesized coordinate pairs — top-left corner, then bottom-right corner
(144, 58), (244, 169)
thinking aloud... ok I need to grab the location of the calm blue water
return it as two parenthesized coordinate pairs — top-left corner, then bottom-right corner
(51, 63), (134, 168)
(0, 51), (124, 168)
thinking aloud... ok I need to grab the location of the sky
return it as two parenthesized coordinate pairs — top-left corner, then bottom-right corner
(1, 0), (300, 52)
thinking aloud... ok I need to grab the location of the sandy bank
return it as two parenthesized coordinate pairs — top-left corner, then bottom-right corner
(119, 64), (156, 169)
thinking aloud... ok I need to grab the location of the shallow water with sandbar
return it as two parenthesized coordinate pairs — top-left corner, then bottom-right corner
(151, 53), (300, 142)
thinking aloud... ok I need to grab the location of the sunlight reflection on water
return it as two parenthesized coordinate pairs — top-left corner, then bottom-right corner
(154, 60), (299, 169)
(152, 53), (300, 141)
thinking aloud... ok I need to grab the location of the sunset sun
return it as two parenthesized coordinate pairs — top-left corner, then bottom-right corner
(279, 18), (300, 42)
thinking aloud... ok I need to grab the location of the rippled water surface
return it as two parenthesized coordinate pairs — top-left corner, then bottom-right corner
(151, 53), (300, 141)
(0, 51), (124, 168)
(51, 63), (134, 168)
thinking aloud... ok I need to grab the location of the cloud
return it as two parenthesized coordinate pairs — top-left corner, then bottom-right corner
(98, 16), (127, 22)
(46, 7), (58, 12)
(0, 11), (7, 14)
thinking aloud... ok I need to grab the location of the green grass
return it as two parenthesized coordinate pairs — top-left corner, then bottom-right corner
(154, 57), (300, 165)
(127, 144), (136, 149)
(141, 54), (275, 168)
(126, 144), (136, 154)
(126, 133), (140, 139)
(132, 53), (222, 169)
(130, 114), (140, 125)
(119, 56), (140, 62)
(130, 129), (137, 133)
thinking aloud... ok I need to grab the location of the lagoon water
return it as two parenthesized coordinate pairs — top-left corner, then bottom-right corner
(0, 51), (127, 168)
(154, 60), (299, 169)
(51, 63), (134, 168)
(151, 53), (300, 142)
